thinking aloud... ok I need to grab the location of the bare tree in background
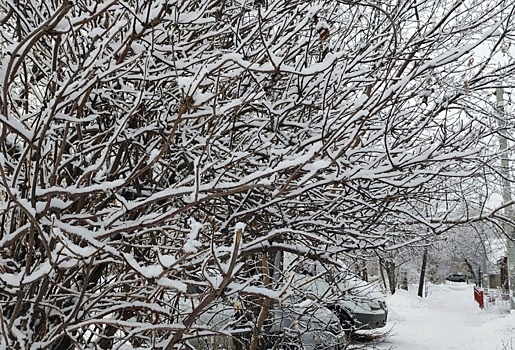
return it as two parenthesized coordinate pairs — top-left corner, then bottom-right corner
(1, 0), (515, 348)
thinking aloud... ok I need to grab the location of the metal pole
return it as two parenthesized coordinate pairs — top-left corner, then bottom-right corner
(479, 192), (489, 288)
(496, 87), (515, 309)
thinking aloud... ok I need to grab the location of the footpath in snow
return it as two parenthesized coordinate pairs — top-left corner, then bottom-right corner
(378, 283), (515, 350)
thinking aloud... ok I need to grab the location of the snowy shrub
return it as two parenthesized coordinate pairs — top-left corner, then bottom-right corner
(0, 0), (514, 348)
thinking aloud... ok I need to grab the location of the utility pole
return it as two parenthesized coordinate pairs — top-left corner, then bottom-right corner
(496, 87), (515, 309)
(479, 193), (489, 288)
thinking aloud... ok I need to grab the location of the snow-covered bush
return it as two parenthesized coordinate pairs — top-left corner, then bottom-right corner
(0, 0), (514, 348)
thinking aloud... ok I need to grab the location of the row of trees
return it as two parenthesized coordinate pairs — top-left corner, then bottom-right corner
(1, 0), (515, 348)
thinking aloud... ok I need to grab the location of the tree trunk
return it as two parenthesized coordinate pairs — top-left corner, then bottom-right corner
(249, 254), (272, 350)
(362, 265), (369, 282)
(418, 248), (428, 298)
(379, 258), (388, 290)
(385, 261), (397, 294)
(463, 257), (475, 282)
(400, 271), (408, 291)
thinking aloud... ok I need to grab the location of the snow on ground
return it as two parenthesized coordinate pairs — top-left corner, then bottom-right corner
(376, 283), (515, 350)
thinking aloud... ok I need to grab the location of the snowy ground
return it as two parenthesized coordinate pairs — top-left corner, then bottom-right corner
(375, 283), (515, 350)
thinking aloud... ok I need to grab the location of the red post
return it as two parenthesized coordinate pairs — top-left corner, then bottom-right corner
(474, 287), (484, 309)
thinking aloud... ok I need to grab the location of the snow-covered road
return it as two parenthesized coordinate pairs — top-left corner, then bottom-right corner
(378, 283), (515, 350)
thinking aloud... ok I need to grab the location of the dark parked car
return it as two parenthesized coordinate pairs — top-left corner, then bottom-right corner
(285, 254), (388, 331)
(446, 273), (467, 282)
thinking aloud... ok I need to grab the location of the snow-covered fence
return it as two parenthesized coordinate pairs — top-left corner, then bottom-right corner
(481, 288), (510, 312)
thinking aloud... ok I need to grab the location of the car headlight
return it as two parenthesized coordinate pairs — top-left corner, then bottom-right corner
(367, 300), (380, 308)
